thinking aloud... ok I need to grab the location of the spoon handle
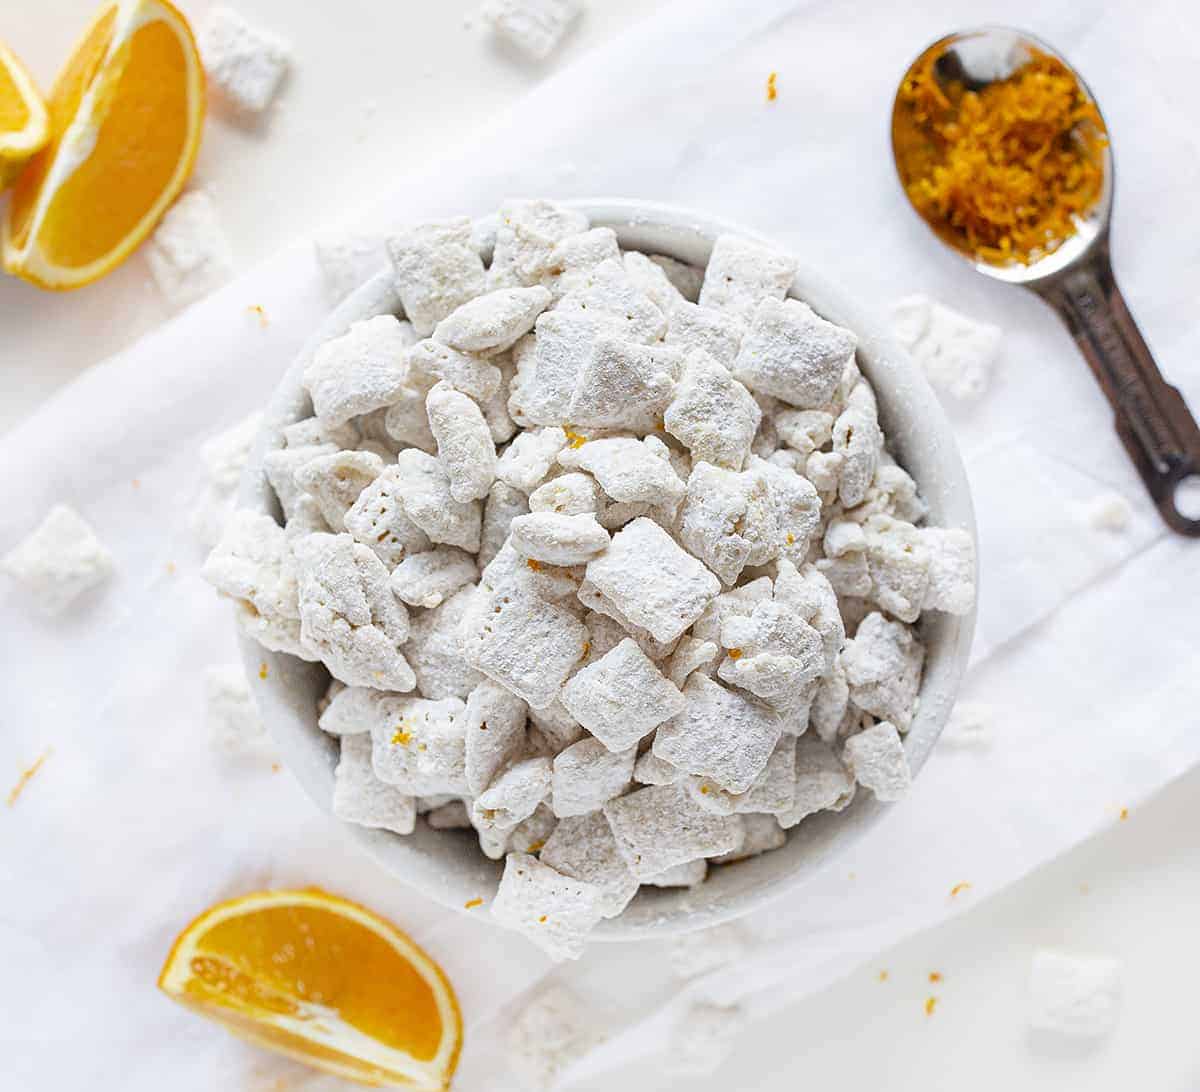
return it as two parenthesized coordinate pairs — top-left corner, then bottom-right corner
(1036, 252), (1200, 535)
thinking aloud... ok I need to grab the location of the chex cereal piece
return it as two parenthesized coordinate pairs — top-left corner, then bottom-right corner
(806, 450), (844, 496)
(734, 298), (857, 409)
(667, 922), (749, 979)
(474, 755), (552, 830)
(652, 673), (782, 794)
(404, 340), (502, 405)
(815, 549), (872, 598)
(508, 512), (609, 565)
(334, 734), (416, 835)
(198, 6), (289, 114)
(891, 294), (1002, 403)
(462, 571), (588, 708)
(383, 385), (438, 454)
(707, 734), (797, 816)
(497, 426), (568, 493)
(1028, 949), (1122, 1039)
(528, 472), (602, 516)
(750, 455), (822, 564)
(832, 401), (883, 508)
(551, 738), (636, 818)
(558, 437), (686, 511)
(479, 351), (519, 445)
(479, 541), (579, 604)
(861, 514), (930, 624)
(554, 259), (667, 345)
(491, 853), (609, 961)
(191, 411), (263, 546)
(369, 695), (469, 795)
(540, 812), (639, 917)
(664, 299), (744, 369)
(566, 337), (683, 430)
(313, 232), (386, 304)
(632, 746), (684, 785)
(717, 599), (825, 702)
(391, 449), (482, 552)
(465, 678), (528, 794)
(389, 546), (477, 608)
(433, 285), (552, 354)
(147, 190), (234, 307)
(426, 799), (471, 829)
(855, 461), (929, 524)
(203, 664), (267, 753)
(576, 581), (679, 662)
(579, 610), (627, 663)
(3, 504), (113, 615)
(665, 636), (718, 688)
(489, 199), (590, 287)
(387, 217), (487, 336)
(698, 234), (797, 320)
(230, 597), (311, 661)
(810, 657), (850, 744)
(317, 684), (380, 736)
(622, 250), (687, 314)
(203, 509), (299, 624)
(528, 699), (586, 755)
(644, 859), (708, 887)
(512, 312), (595, 424)
(841, 612), (924, 730)
(303, 315), (412, 427)
(343, 466), (432, 569)
(669, 1002), (747, 1076)
(583, 518), (719, 644)
(638, 254), (699, 302)
(842, 721), (911, 802)
(294, 533), (414, 690)
(689, 575), (774, 648)
(775, 408), (834, 455)
(711, 814), (786, 862)
(603, 783), (743, 880)
(406, 585), (484, 701)
(480, 481), (531, 568)
(294, 448), (385, 530)
(481, 0), (583, 61)
(559, 638), (685, 751)
(541, 228), (622, 298)
(507, 983), (599, 1091)
(425, 381), (497, 503)
(663, 351), (761, 471)
(920, 526), (976, 614)
(282, 417), (360, 452)
(939, 699), (994, 749)
(778, 734), (855, 827)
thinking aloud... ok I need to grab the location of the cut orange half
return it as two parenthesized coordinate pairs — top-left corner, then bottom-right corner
(0, 39), (50, 191)
(158, 888), (463, 1090)
(2, 0), (204, 289)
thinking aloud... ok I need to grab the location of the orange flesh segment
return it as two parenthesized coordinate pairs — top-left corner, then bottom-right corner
(184, 903), (445, 1063)
(7, 7), (117, 251)
(42, 20), (189, 267)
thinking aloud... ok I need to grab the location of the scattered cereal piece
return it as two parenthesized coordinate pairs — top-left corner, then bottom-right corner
(1028, 949), (1121, 1039)
(204, 664), (269, 754)
(667, 922), (749, 979)
(480, 0), (583, 61)
(890, 294), (1002, 403)
(669, 1002), (747, 1076)
(314, 232), (387, 304)
(506, 983), (600, 1091)
(2, 504), (113, 615)
(940, 700), (993, 749)
(146, 191), (234, 307)
(198, 5), (290, 114)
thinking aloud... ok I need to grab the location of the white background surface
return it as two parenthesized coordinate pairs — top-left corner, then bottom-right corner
(2, 2), (1199, 1090)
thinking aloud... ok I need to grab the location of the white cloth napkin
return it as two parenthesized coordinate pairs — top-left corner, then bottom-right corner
(3, 0), (1198, 1087)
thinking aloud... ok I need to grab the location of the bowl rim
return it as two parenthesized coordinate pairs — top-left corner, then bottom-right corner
(237, 198), (978, 940)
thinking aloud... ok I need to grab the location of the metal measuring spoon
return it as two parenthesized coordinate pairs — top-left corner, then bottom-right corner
(891, 27), (1200, 535)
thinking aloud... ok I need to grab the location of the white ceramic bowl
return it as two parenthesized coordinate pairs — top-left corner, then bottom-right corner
(238, 199), (977, 939)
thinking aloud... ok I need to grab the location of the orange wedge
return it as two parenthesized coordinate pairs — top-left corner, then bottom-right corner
(2, 0), (204, 289)
(158, 889), (463, 1090)
(0, 39), (50, 192)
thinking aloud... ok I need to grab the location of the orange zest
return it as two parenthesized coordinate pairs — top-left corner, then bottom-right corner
(893, 46), (1106, 265)
(0, 38), (50, 191)
(7, 748), (52, 806)
(158, 888), (462, 1090)
(2, 0), (205, 289)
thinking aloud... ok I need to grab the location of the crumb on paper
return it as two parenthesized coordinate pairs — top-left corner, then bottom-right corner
(147, 190), (234, 308)
(198, 5), (290, 114)
(1029, 948), (1121, 1039)
(507, 983), (600, 1090)
(1082, 492), (1132, 533)
(132, 478), (141, 489)
(1079, 883), (1090, 895)
(766, 71), (778, 101)
(479, 0), (583, 62)
(8, 749), (52, 807)
(165, 561), (177, 576)
(890, 294), (1001, 403)
(949, 881), (972, 898)
(1, 504), (113, 615)
(205, 665), (269, 756)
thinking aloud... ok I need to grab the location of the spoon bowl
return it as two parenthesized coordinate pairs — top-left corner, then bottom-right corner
(892, 27), (1200, 534)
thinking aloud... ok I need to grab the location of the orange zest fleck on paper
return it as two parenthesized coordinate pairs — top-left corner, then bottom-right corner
(247, 304), (268, 327)
(538, 915), (548, 924)
(464, 897), (484, 910)
(165, 561), (177, 575)
(258, 662), (269, 680)
(877, 970), (889, 983)
(924, 996), (938, 1016)
(949, 881), (972, 898)
(929, 971), (943, 984)
(766, 71), (778, 102)
(270, 763), (282, 774)
(7, 748), (52, 807)
(1119, 807), (1129, 821)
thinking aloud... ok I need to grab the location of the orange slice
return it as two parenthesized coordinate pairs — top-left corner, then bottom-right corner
(1, 0), (204, 289)
(0, 39), (50, 192)
(159, 889), (463, 1090)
